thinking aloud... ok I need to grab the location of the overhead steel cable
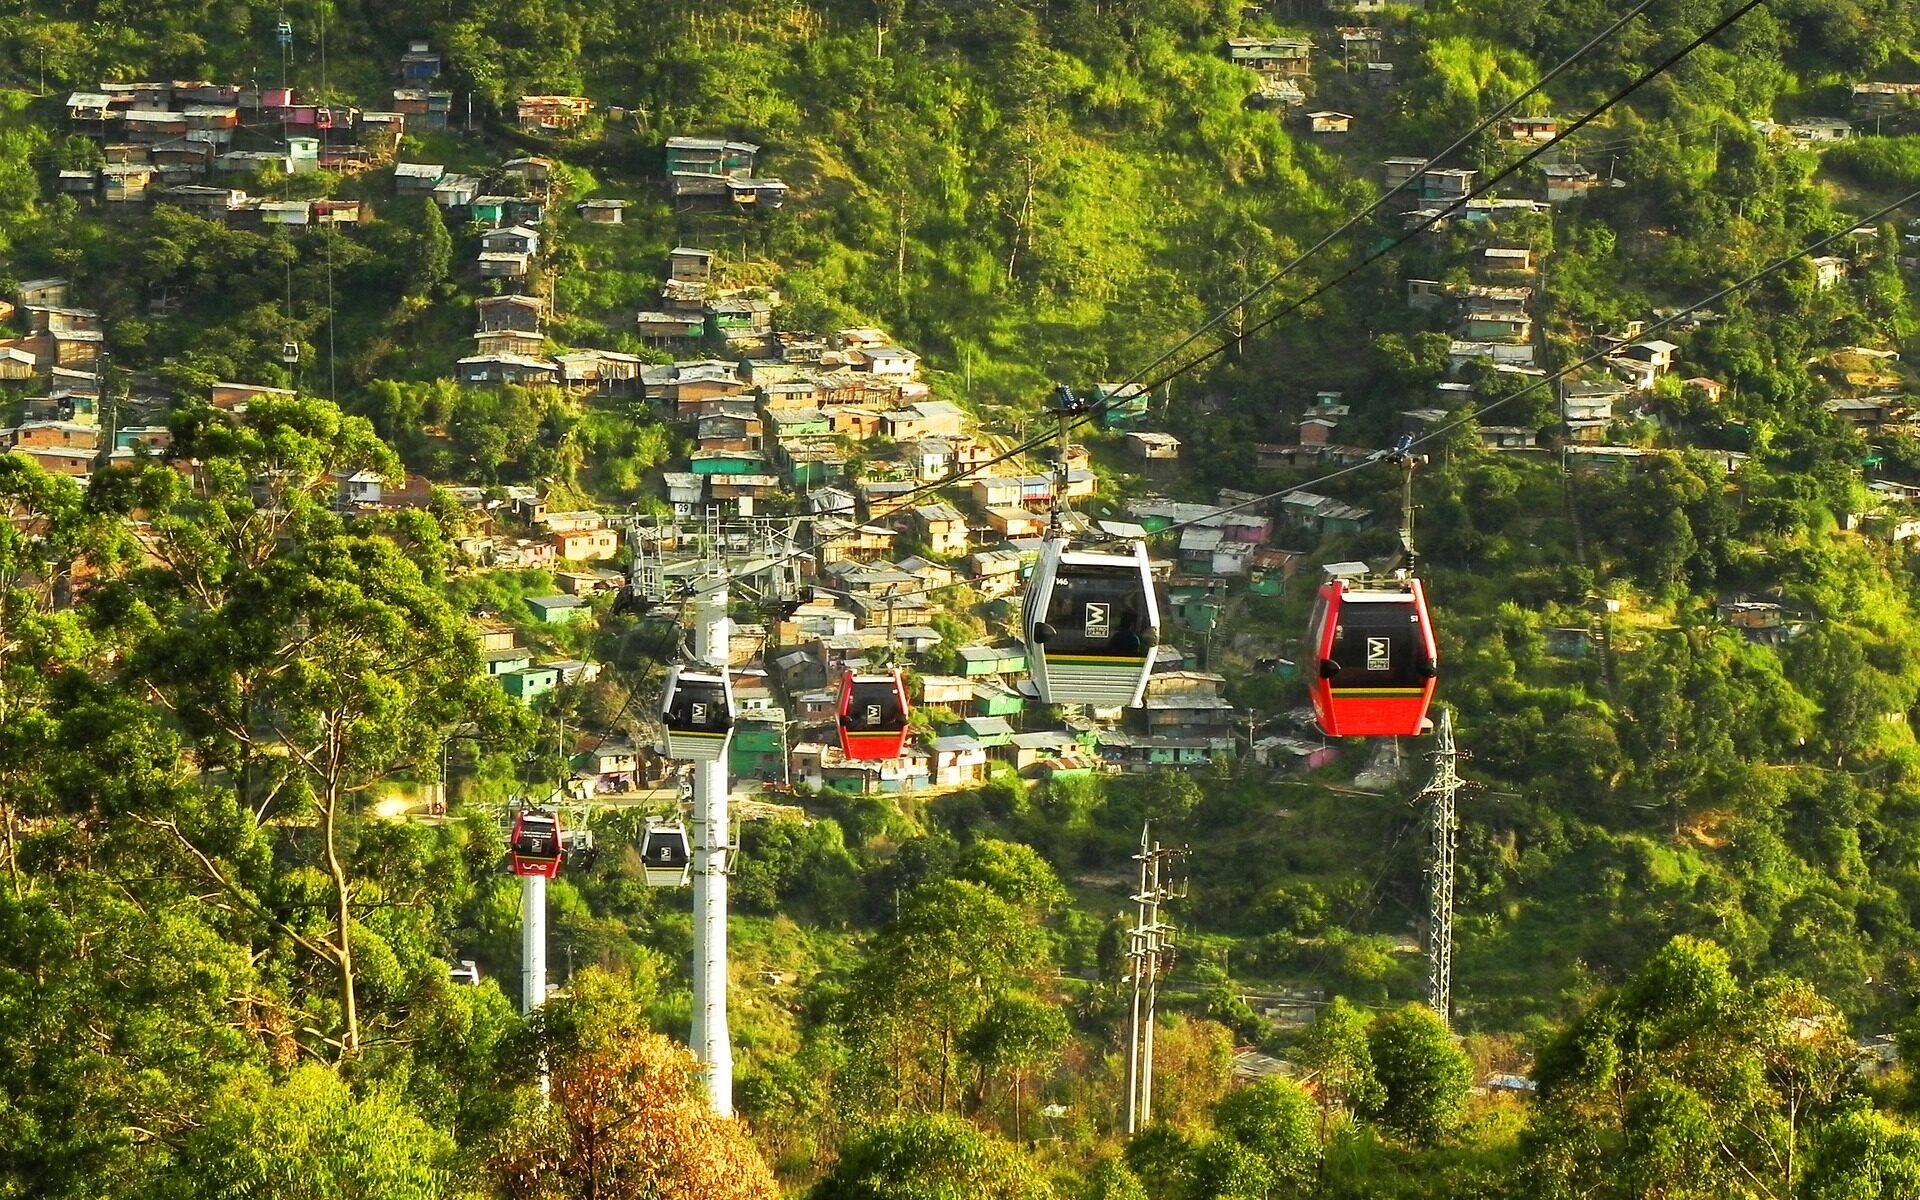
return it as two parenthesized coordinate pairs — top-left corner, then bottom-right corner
(1147, 184), (1920, 538)
(1101, 0), (1657, 398)
(674, 10), (1664, 593)
(1132, 0), (1770, 398)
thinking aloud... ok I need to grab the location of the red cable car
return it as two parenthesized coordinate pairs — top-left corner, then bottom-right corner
(509, 807), (564, 878)
(837, 668), (911, 761)
(1307, 577), (1438, 738)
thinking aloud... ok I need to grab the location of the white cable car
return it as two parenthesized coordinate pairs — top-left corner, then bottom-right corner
(659, 665), (734, 762)
(280, 341), (300, 365)
(641, 820), (691, 888)
(1023, 536), (1160, 708)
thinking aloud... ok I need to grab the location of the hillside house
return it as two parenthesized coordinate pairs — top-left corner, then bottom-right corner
(668, 246), (713, 283)
(458, 354), (558, 385)
(689, 450), (769, 477)
(517, 95), (593, 133)
(475, 329), (545, 358)
(985, 508), (1047, 539)
(1226, 37), (1313, 79)
(399, 41), (442, 82)
(476, 294), (545, 332)
(204, 382), (289, 415)
(1852, 82), (1920, 115)
(1620, 338), (1679, 374)
(931, 736), (990, 787)
(559, 351), (646, 396)
(707, 298), (773, 339)
(528, 595), (590, 625)
(576, 198), (629, 224)
(912, 502), (970, 556)
(958, 645), (1029, 678)
(1811, 256), (1848, 289)
(552, 528), (620, 561)
(1337, 26), (1383, 57)
(663, 472), (704, 514)
(393, 162), (443, 194)
(1826, 397), (1888, 430)
(666, 137), (759, 178)
(1542, 162), (1597, 201)
(1505, 115), (1558, 141)
(10, 446), (96, 480)
(637, 311), (707, 343)
(1480, 246), (1533, 274)
(856, 345), (920, 377)
(966, 547), (1026, 597)
(882, 400), (966, 440)
(697, 412), (763, 452)
(1139, 671), (1235, 739)
(481, 225), (540, 257)
(1787, 117), (1853, 142)
(500, 665), (560, 702)
(860, 479), (919, 520)
(1462, 309), (1531, 342)
(918, 675), (976, 713)
(1307, 111), (1353, 135)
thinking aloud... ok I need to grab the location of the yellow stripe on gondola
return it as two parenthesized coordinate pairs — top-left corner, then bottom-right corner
(671, 730), (730, 739)
(1330, 687), (1429, 697)
(1048, 654), (1150, 665)
(844, 731), (904, 742)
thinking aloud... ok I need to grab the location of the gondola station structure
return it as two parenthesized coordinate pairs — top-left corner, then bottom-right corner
(836, 668), (912, 760)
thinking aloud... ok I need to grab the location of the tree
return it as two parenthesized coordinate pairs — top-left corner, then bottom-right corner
(961, 992), (1069, 1139)
(809, 1114), (1052, 1200)
(1299, 996), (1384, 1133)
(1361, 1005), (1471, 1146)
(115, 398), (526, 1057)
(494, 979), (778, 1200)
(414, 196), (452, 295)
(839, 878), (1051, 1111)
(1079, 1159), (1148, 1200)
(144, 1065), (460, 1200)
(1212, 1078), (1320, 1188)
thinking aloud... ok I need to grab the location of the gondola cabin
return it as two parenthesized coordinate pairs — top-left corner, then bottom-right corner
(660, 666), (735, 762)
(1307, 577), (1438, 737)
(838, 669), (911, 760)
(641, 821), (691, 888)
(509, 808), (564, 878)
(1023, 537), (1160, 708)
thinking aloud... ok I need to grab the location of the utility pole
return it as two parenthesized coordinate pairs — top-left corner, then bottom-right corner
(691, 582), (734, 1116)
(1123, 823), (1187, 1133)
(1418, 709), (1462, 1027)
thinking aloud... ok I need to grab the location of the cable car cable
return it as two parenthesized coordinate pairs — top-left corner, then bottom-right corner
(1099, 0), (1656, 401)
(1126, 0), (1769, 403)
(1144, 184), (1920, 540)
(673, 0), (1760, 601)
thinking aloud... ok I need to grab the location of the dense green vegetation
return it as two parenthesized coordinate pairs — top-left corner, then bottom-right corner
(8, 0), (1920, 1194)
